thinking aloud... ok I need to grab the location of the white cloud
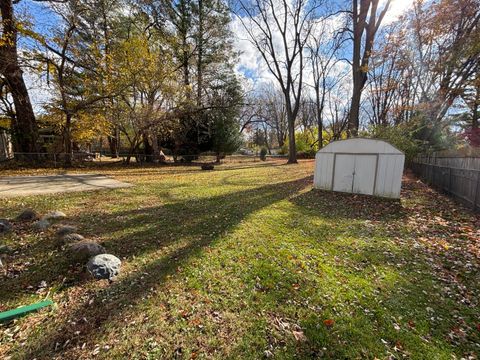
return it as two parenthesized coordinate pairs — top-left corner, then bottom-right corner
(382, 0), (414, 25)
(230, 11), (285, 91)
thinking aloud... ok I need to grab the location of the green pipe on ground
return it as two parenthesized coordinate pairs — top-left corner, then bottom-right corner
(0, 300), (54, 323)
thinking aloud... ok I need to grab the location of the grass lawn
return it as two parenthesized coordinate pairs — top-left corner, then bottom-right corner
(1, 159), (479, 359)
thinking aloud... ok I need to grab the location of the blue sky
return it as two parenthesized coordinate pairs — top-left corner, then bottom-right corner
(16, 0), (59, 38)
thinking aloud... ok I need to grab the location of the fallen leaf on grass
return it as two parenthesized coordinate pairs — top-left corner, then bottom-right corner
(323, 319), (334, 327)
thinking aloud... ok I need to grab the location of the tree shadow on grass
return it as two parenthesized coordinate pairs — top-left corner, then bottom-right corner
(10, 176), (312, 358)
(0, 179), (403, 309)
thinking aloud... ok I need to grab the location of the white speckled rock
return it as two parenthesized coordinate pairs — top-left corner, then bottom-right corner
(33, 219), (50, 232)
(16, 209), (39, 222)
(0, 219), (13, 235)
(43, 211), (67, 220)
(87, 254), (121, 280)
(61, 233), (85, 244)
(56, 225), (78, 237)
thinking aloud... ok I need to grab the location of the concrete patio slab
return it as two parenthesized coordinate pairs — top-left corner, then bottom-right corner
(0, 174), (132, 197)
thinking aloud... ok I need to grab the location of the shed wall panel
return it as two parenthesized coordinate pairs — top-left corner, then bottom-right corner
(375, 154), (404, 198)
(313, 153), (334, 190)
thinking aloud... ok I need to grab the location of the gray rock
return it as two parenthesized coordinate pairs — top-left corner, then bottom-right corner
(0, 219), (13, 234)
(56, 225), (78, 237)
(43, 211), (67, 220)
(87, 254), (121, 280)
(61, 233), (85, 244)
(0, 245), (13, 254)
(68, 241), (106, 263)
(33, 219), (50, 232)
(16, 209), (39, 222)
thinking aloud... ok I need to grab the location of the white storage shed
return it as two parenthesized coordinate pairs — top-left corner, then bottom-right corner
(313, 138), (405, 198)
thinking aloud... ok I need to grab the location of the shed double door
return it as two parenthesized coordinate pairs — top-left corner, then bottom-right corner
(333, 154), (377, 195)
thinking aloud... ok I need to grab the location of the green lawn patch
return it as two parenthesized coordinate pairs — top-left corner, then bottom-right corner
(0, 160), (479, 359)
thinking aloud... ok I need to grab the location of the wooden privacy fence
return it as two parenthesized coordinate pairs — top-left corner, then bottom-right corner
(412, 156), (480, 212)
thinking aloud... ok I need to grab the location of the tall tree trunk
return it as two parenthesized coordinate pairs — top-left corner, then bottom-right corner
(287, 117), (297, 163)
(286, 103), (297, 164)
(473, 102), (479, 129)
(7, 69), (39, 154)
(0, 0), (39, 156)
(317, 116), (323, 149)
(183, 47), (189, 89)
(262, 125), (271, 154)
(348, 0), (364, 137)
(150, 132), (160, 160)
(349, 79), (362, 136)
(471, 80), (479, 129)
(64, 113), (73, 167)
(101, 1), (118, 158)
(315, 86), (324, 149)
(142, 133), (154, 163)
(348, 0), (390, 137)
(196, 0), (203, 106)
(276, 117), (285, 148)
(108, 127), (119, 157)
(180, 0), (190, 94)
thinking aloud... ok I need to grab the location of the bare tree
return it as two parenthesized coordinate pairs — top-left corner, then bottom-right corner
(326, 81), (349, 139)
(233, 0), (319, 163)
(348, 0), (391, 136)
(307, 15), (344, 148)
(239, 87), (288, 150)
(365, 23), (404, 127)
(261, 86), (288, 147)
(238, 96), (264, 133)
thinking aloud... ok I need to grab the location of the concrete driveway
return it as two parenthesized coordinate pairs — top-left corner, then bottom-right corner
(0, 173), (132, 197)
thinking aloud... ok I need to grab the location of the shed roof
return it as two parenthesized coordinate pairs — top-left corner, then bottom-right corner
(317, 138), (403, 155)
